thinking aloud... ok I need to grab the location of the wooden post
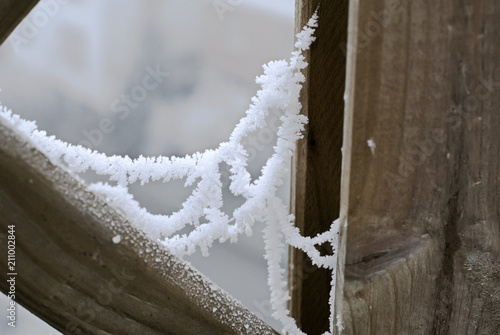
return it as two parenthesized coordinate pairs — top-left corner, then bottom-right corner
(339, 0), (500, 333)
(0, 0), (40, 45)
(0, 120), (279, 334)
(289, 1), (348, 334)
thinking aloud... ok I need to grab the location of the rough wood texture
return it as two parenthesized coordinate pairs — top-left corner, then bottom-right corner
(0, 119), (278, 335)
(0, 0), (39, 45)
(339, 0), (500, 334)
(289, 1), (348, 334)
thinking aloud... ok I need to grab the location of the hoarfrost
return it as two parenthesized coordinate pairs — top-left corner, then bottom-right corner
(0, 11), (340, 335)
(367, 138), (376, 155)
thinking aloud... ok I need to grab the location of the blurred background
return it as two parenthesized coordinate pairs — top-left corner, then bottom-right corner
(0, 0), (295, 333)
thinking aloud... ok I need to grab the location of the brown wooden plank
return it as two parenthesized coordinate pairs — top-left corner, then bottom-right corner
(289, 1), (348, 334)
(0, 118), (279, 335)
(0, 0), (40, 45)
(339, 0), (500, 334)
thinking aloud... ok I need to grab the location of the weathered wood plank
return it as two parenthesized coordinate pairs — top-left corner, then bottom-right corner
(0, 118), (278, 334)
(289, 1), (348, 334)
(339, 0), (500, 334)
(0, 0), (40, 45)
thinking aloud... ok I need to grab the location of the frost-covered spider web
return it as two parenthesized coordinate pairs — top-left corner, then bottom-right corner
(0, 13), (341, 335)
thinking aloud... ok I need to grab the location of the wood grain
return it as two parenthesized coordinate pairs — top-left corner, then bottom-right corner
(0, 119), (279, 335)
(339, 0), (500, 333)
(289, 1), (348, 334)
(0, 0), (39, 45)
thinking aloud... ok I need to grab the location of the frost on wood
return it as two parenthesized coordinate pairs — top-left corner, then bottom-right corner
(367, 138), (376, 155)
(0, 12), (339, 335)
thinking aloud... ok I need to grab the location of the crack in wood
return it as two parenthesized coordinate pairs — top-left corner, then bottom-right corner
(431, 190), (462, 334)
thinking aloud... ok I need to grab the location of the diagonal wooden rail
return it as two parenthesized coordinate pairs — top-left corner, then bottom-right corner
(5, 0), (500, 334)
(0, 0), (39, 45)
(0, 118), (279, 334)
(0, 2), (278, 333)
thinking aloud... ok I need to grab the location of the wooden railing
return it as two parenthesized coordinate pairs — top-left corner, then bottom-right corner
(336, 0), (500, 334)
(0, 118), (279, 334)
(0, 2), (279, 332)
(0, 0), (39, 45)
(2, 1), (500, 334)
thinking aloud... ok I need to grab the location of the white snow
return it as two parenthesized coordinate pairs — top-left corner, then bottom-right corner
(336, 314), (344, 333)
(0, 11), (339, 335)
(367, 138), (376, 155)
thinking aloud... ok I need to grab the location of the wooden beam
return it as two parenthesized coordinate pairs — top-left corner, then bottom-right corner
(289, 1), (348, 334)
(0, 119), (278, 334)
(339, 0), (500, 333)
(0, 0), (40, 45)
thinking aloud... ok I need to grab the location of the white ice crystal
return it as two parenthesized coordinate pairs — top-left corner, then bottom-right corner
(0, 11), (340, 335)
(367, 138), (376, 155)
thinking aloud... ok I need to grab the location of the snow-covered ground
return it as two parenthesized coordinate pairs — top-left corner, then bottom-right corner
(0, 0), (294, 333)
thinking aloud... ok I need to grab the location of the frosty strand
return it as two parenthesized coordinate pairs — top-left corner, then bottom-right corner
(0, 12), (341, 335)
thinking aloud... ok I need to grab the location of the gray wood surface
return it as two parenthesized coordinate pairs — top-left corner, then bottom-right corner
(0, 118), (279, 334)
(338, 0), (500, 334)
(0, 0), (39, 45)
